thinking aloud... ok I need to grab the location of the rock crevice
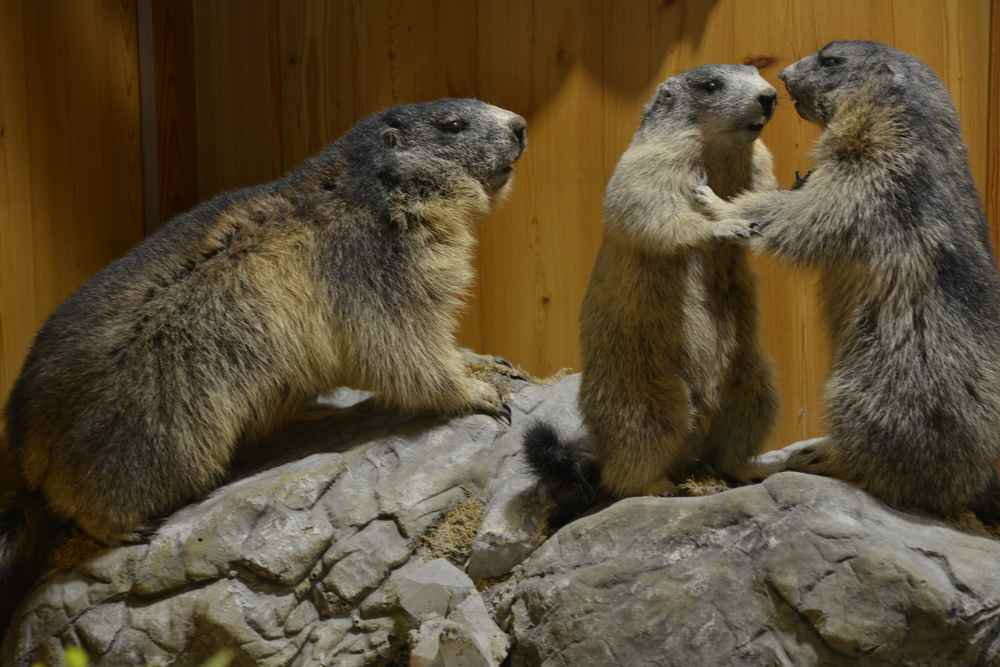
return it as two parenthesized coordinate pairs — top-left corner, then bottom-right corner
(5, 375), (1000, 667)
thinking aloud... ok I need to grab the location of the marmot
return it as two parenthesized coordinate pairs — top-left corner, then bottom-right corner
(526, 65), (779, 525)
(692, 41), (1000, 517)
(0, 99), (526, 633)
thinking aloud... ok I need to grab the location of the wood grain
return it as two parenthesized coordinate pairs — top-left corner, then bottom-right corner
(990, 0), (1000, 264)
(167, 0), (995, 451)
(191, 0), (284, 197)
(151, 0), (198, 227)
(0, 0), (144, 398)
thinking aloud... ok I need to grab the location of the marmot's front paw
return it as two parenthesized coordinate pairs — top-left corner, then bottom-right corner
(468, 378), (513, 425)
(782, 437), (839, 477)
(712, 219), (761, 241)
(463, 349), (529, 381)
(690, 183), (726, 214)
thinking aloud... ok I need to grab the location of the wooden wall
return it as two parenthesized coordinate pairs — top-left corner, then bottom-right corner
(0, 0), (144, 399)
(0, 1), (997, 454)
(158, 0), (999, 450)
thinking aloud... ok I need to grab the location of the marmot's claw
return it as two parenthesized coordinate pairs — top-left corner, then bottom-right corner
(492, 356), (529, 380)
(495, 402), (513, 426)
(792, 169), (813, 190)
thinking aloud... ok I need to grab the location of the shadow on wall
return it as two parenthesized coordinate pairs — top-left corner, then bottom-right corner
(231, 0), (719, 173)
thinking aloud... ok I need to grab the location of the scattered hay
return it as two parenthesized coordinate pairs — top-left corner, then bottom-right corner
(675, 475), (730, 498)
(536, 368), (574, 385)
(418, 492), (485, 566)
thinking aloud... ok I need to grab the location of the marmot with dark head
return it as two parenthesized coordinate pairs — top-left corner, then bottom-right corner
(0, 99), (526, 633)
(693, 41), (1000, 518)
(526, 65), (779, 525)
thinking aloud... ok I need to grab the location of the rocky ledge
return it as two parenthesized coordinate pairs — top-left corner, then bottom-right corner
(4, 373), (1000, 667)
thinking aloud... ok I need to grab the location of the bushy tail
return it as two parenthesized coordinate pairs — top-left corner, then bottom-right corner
(0, 481), (62, 646)
(523, 421), (602, 527)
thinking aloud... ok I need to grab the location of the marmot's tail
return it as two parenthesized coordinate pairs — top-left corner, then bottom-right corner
(0, 481), (62, 645)
(523, 421), (601, 527)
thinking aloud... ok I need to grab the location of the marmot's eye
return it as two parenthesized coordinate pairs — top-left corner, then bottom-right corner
(819, 55), (843, 67)
(438, 118), (467, 133)
(701, 79), (723, 93)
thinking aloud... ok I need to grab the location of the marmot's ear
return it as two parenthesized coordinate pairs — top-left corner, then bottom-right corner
(653, 85), (674, 112)
(382, 127), (401, 149)
(642, 85), (674, 122)
(876, 62), (905, 87)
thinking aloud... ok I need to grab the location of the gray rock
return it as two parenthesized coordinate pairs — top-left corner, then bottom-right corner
(393, 559), (509, 667)
(410, 619), (492, 667)
(4, 374), (572, 667)
(467, 458), (550, 581)
(9, 372), (999, 667)
(392, 559), (476, 621)
(510, 471), (1000, 667)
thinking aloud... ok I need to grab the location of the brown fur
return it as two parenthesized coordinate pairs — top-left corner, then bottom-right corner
(0, 99), (526, 637)
(693, 42), (1000, 517)
(525, 66), (779, 519)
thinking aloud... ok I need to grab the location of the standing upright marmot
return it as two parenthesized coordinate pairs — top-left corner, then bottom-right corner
(526, 65), (779, 524)
(693, 41), (1000, 517)
(0, 99), (526, 633)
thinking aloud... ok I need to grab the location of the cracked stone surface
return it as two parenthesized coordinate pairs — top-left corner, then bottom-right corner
(8, 372), (1000, 667)
(508, 471), (1000, 667)
(3, 375), (577, 667)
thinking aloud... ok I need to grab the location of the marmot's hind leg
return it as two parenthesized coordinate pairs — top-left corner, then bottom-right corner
(705, 353), (777, 483)
(596, 421), (686, 498)
(600, 450), (678, 498)
(784, 437), (840, 476)
(737, 436), (834, 483)
(42, 432), (232, 546)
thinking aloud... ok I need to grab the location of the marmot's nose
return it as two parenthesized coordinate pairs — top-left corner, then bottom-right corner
(758, 92), (777, 119)
(509, 114), (527, 149)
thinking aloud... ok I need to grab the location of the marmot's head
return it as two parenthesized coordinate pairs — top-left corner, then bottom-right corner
(640, 65), (777, 142)
(332, 99), (526, 209)
(780, 41), (940, 125)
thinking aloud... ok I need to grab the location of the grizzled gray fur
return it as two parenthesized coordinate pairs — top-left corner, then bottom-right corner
(0, 98), (526, 637)
(526, 65), (779, 525)
(694, 41), (1000, 518)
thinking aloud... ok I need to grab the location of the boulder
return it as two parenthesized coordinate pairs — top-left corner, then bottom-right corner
(6, 372), (1000, 667)
(509, 471), (1000, 667)
(3, 372), (575, 667)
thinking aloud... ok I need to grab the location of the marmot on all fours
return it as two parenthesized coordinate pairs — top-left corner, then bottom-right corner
(525, 65), (780, 526)
(0, 99), (527, 633)
(693, 40), (1000, 518)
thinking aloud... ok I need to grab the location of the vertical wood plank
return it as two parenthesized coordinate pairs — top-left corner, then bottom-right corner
(990, 0), (1000, 263)
(1, 0), (144, 397)
(602, 0), (652, 183)
(478, 0), (606, 374)
(278, 0), (359, 170)
(192, 0), (284, 197)
(0, 0), (38, 398)
(151, 0), (198, 226)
